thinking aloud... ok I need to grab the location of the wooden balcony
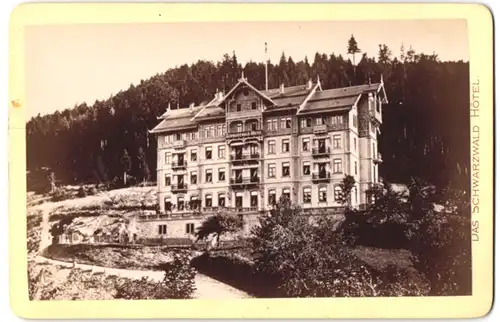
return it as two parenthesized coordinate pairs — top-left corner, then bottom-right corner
(230, 177), (260, 188)
(312, 147), (331, 157)
(171, 161), (187, 170)
(373, 152), (383, 164)
(226, 130), (263, 140)
(312, 172), (331, 183)
(230, 153), (260, 163)
(172, 140), (186, 149)
(171, 184), (188, 193)
(313, 124), (328, 135)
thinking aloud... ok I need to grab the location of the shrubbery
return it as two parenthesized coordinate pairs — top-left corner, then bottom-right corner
(28, 251), (196, 300)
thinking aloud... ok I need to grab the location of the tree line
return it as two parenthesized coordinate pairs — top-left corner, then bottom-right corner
(26, 36), (470, 191)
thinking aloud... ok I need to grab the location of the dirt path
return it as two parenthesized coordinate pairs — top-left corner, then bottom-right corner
(34, 256), (251, 299)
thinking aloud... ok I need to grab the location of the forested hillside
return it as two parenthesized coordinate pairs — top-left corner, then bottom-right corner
(26, 40), (469, 190)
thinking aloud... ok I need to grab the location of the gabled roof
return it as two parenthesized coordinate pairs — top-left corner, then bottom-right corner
(223, 78), (277, 107)
(150, 105), (203, 133)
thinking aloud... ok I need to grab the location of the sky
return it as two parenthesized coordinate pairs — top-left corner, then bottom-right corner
(25, 20), (469, 119)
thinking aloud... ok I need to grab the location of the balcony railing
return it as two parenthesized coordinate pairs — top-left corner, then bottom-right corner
(226, 130), (263, 140)
(171, 184), (188, 193)
(373, 152), (383, 164)
(312, 172), (331, 182)
(230, 153), (260, 162)
(313, 124), (328, 134)
(230, 177), (260, 186)
(171, 161), (187, 170)
(172, 140), (186, 149)
(312, 147), (331, 157)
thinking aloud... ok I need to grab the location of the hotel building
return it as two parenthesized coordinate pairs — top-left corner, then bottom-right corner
(146, 75), (388, 238)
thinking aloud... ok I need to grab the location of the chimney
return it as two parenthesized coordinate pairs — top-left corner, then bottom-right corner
(167, 102), (171, 112)
(189, 102), (195, 111)
(307, 79), (313, 90)
(279, 83), (285, 94)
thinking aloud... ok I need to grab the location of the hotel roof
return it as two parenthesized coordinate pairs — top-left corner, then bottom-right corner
(150, 76), (386, 134)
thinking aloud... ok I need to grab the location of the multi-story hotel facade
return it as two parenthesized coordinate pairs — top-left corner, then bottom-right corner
(146, 75), (388, 239)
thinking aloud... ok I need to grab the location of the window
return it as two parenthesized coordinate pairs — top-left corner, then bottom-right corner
(267, 118), (278, 131)
(300, 118), (307, 128)
(218, 193), (225, 207)
(306, 118), (312, 127)
(353, 138), (357, 151)
(285, 117), (292, 129)
(205, 169), (213, 183)
(316, 117), (324, 125)
(222, 125), (226, 135)
(373, 165), (377, 182)
(251, 102), (257, 109)
(158, 224), (167, 235)
(280, 118), (286, 129)
(354, 187), (358, 203)
(218, 145), (226, 159)
(190, 171), (197, 184)
(165, 153), (171, 164)
(205, 194), (212, 207)
(177, 196), (185, 210)
(353, 114), (358, 128)
(302, 138), (310, 151)
(236, 123), (243, 132)
(282, 188), (291, 200)
(376, 98), (381, 113)
(236, 104), (242, 112)
(218, 168), (225, 181)
(235, 192), (243, 207)
(354, 161), (358, 175)
(303, 161), (311, 175)
(268, 189), (276, 205)
(186, 223), (195, 234)
(333, 135), (341, 149)
(373, 143), (376, 158)
(217, 125), (223, 137)
(191, 150), (197, 161)
(268, 163), (276, 178)
(251, 191), (259, 207)
(165, 174), (171, 186)
(319, 186), (327, 203)
(205, 147), (212, 160)
(268, 140), (276, 154)
(303, 187), (312, 203)
(190, 196), (199, 210)
(282, 139), (290, 153)
(282, 162), (290, 177)
(334, 159), (342, 173)
(334, 186), (342, 202)
(332, 115), (343, 125)
(251, 121), (258, 131)
(164, 197), (172, 212)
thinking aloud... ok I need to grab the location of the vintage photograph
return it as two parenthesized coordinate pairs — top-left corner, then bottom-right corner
(25, 19), (471, 301)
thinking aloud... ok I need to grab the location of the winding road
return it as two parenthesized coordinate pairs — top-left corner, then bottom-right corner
(34, 256), (250, 299)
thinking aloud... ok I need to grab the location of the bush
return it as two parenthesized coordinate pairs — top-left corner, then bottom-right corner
(87, 186), (98, 195)
(77, 186), (87, 198)
(50, 188), (74, 202)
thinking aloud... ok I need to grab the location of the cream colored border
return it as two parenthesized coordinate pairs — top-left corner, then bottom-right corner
(9, 3), (493, 319)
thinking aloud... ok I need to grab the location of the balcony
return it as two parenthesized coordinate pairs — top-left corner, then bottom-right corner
(201, 206), (262, 214)
(230, 153), (260, 163)
(312, 147), (331, 157)
(313, 124), (328, 135)
(230, 177), (260, 188)
(226, 130), (263, 140)
(171, 161), (187, 170)
(172, 140), (186, 149)
(312, 172), (331, 183)
(373, 152), (383, 164)
(171, 184), (188, 193)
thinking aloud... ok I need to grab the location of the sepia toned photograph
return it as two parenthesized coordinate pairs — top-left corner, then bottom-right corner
(24, 18), (473, 303)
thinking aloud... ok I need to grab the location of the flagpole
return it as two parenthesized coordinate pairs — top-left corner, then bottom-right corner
(265, 42), (268, 91)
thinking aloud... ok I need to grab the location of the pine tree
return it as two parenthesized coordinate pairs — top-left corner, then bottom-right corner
(120, 149), (132, 186)
(347, 34), (361, 76)
(137, 146), (150, 183)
